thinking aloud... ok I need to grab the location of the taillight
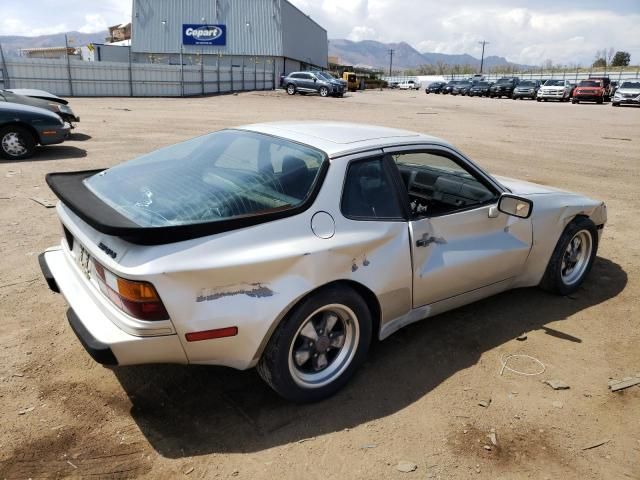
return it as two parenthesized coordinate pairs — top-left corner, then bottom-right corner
(92, 261), (169, 321)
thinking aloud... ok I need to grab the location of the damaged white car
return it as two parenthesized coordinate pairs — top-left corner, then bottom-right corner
(40, 122), (607, 402)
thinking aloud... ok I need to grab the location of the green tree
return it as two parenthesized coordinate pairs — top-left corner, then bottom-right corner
(592, 57), (606, 68)
(611, 51), (631, 67)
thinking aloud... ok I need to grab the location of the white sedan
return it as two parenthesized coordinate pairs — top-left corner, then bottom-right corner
(40, 122), (607, 402)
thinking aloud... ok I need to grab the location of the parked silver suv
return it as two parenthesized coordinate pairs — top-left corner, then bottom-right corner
(282, 71), (345, 98)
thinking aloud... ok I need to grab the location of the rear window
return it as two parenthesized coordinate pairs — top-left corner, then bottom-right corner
(579, 80), (600, 87)
(84, 130), (326, 227)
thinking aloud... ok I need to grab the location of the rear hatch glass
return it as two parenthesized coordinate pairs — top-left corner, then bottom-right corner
(84, 130), (326, 228)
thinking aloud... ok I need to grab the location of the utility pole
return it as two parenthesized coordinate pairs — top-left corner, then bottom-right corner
(388, 49), (394, 76)
(478, 40), (490, 74)
(65, 34), (74, 96)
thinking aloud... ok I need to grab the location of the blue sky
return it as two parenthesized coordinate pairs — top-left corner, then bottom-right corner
(1, 0), (638, 65)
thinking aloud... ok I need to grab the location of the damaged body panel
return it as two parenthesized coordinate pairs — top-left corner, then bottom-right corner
(40, 122), (607, 401)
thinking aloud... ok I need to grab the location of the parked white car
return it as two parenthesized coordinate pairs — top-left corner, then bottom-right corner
(612, 80), (640, 107)
(40, 122), (607, 402)
(398, 80), (419, 90)
(537, 79), (572, 102)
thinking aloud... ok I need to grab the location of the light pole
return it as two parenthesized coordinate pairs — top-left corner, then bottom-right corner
(388, 49), (394, 76)
(478, 40), (490, 74)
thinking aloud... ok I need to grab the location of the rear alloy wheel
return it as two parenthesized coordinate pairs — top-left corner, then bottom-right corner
(539, 217), (598, 295)
(257, 286), (372, 402)
(286, 84), (296, 95)
(319, 86), (329, 97)
(0, 126), (36, 160)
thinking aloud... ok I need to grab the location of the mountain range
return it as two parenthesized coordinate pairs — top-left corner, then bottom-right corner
(329, 39), (527, 70)
(0, 31), (108, 57)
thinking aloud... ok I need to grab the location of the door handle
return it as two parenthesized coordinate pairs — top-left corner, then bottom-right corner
(416, 234), (437, 247)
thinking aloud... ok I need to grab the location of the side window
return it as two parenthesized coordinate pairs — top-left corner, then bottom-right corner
(341, 158), (403, 220)
(393, 151), (497, 218)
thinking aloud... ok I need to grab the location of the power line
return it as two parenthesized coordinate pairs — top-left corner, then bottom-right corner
(478, 40), (490, 74)
(388, 49), (394, 76)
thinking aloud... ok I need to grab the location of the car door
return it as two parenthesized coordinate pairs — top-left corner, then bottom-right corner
(383, 146), (533, 308)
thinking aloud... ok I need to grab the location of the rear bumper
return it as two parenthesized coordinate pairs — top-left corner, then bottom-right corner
(40, 248), (188, 366)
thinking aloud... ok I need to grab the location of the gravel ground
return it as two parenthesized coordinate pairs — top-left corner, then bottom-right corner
(0, 89), (638, 479)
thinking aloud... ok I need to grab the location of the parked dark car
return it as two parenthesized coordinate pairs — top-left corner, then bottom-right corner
(312, 71), (348, 89)
(512, 80), (541, 100)
(0, 102), (70, 159)
(7, 88), (69, 105)
(282, 71), (345, 97)
(0, 90), (79, 125)
(588, 75), (612, 101)
(468, 81), (492, 97)
(451, 81), (472, 96)
(425, 82), (446, 94)
(489, 77), (520, 98)
(441, 80), (462, 94)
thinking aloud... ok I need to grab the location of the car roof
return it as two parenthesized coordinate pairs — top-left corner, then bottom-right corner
(0, 101), (59, 118)
(237, 122), (450, 158)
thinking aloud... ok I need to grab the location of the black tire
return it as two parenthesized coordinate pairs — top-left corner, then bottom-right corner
(286, 84), (296, 95)
(612, 102), (619, 107)
(597, 98), (603, 104)
(571, 99), (577, 104)
(536, 98), (541, 102)
(257, 285), (372, 403)
(0, 125), (37, 160)
(539, 217), (599, 296)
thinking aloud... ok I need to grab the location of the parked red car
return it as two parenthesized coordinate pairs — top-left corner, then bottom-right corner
(571, 79), (606, 104)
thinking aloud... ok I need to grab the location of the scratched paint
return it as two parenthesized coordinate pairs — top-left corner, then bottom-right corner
(196, 283), (275, 302)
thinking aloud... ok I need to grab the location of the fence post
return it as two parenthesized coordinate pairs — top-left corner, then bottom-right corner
(128, 48), (133, 97)
(242, 56), (245, 91)
(180, 47), (185, 97)
(254, 56), (257, 90)
(263, 58), (266, 90)
(217, 55), (221, 93)
(0, 42), (9, 89)
(65, 34), (74, 96)
(231, 56), (234, 92)
(200, 49), (205, 96)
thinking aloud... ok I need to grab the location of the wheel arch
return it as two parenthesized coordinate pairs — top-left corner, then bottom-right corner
(251, 279), (381, 366)
(0, 121), (40, 145)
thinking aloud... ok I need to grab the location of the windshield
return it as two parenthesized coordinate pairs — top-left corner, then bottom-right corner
(85, 130), (326, 228)
(621, 81), (640, 89)
(496, 78), (513, 84)
(544, 80), (565, 86)
(518, 81), (535, 87)
(316, 72), (335, 81)
(579, 80), (600, 87)
(474, 82), (489, 87)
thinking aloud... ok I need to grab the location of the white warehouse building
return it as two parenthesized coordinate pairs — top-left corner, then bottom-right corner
(130, 0), (328, 83)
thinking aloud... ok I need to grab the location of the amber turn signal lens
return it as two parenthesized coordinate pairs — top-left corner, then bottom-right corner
(116, 278), (160, 302)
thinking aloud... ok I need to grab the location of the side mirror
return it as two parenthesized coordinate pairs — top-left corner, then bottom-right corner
(313, 78), (317, 82)
(498, 194), (533, 219)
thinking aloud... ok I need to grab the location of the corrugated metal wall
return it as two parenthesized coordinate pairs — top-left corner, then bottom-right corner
(132, 0), (283, 56)
(281, 1), (328, 68)
(0, 57), (276, 97)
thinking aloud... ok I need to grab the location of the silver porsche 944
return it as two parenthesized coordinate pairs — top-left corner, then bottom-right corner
(40, 122), (607, 402)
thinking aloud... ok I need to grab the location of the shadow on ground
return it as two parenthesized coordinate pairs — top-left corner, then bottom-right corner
(114, 257), (626, 457)
(1, 145), (87, 164)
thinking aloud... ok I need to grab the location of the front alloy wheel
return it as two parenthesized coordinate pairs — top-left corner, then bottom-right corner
(0, 126), (36, 160)
(319, 86), (329, 97)
(540, 217), (598, 295)
(286, 84), (296, 95)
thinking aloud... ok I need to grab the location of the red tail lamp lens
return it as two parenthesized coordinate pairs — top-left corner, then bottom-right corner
(92, 261), (169, 321)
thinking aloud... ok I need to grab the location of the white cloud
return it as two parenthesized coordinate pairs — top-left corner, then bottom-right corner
(348, 26), (377, 42)
(78, 14), (108, 34)
(290, 0), (640, 65)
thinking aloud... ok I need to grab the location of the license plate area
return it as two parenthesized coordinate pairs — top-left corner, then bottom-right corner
(72, 241), (92, 280)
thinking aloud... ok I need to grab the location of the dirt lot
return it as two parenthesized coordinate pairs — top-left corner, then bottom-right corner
(0, 90), (639, 479)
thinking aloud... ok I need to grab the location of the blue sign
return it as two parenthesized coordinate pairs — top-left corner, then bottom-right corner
(183, 24), (226, 46)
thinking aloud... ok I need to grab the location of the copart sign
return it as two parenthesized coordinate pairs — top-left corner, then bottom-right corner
(183, 24), (226, 45)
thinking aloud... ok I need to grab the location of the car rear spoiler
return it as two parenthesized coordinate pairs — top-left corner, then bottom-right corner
(45, 169), (316, 246)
